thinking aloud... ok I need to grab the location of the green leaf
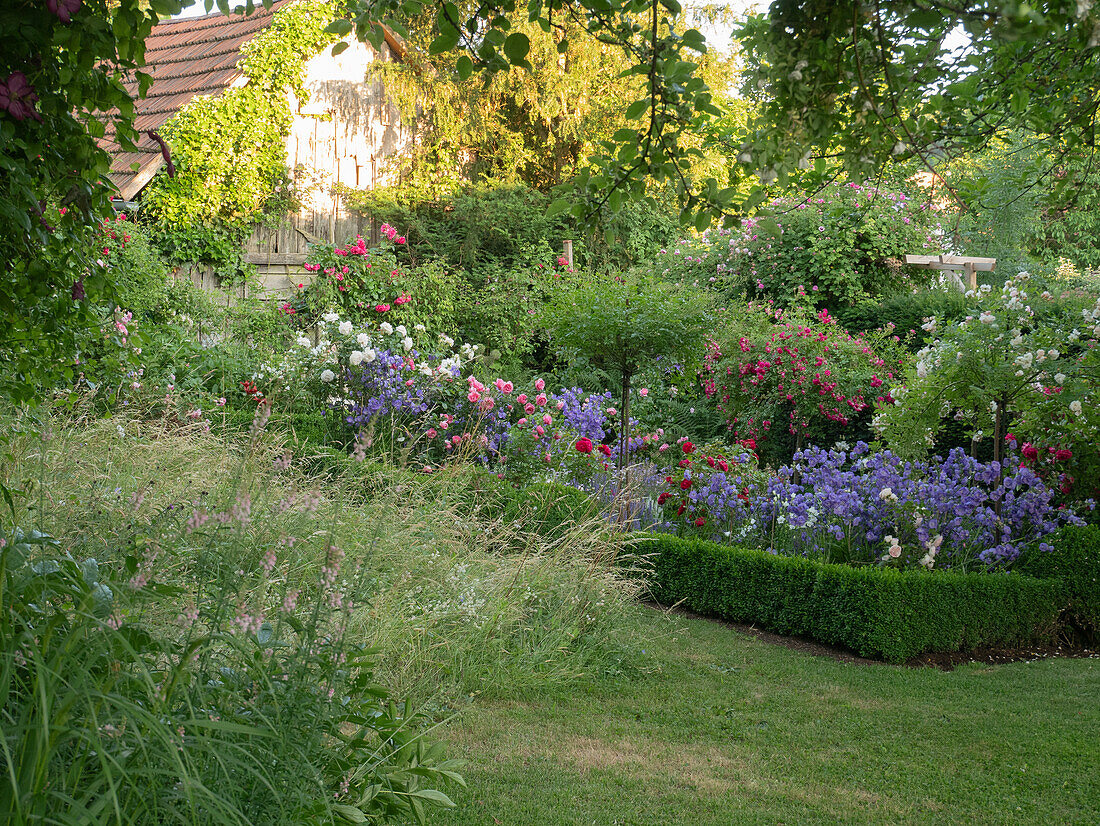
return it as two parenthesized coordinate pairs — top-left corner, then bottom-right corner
(330, 41), (350, 56)
(503, 32), (531, 64)
(325, 19), (353, 36)
(455, 54), (473, 81)
(545, 198), (571, 218)
(680, 28), (707, 53)
(756, 217), (781, 236)
(409, 789), (456, 806)
(429, 31), (460, 54)
(332, 803), (368, 823)
(624, 99), (649, 120)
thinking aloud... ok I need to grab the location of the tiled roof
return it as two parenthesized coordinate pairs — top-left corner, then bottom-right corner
(103, 1), (295, 199)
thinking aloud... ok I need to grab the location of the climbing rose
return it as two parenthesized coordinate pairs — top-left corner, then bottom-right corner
(574, 437), (594, 453)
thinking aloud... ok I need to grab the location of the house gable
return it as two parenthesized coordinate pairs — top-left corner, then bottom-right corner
(106, 0), (408, 203)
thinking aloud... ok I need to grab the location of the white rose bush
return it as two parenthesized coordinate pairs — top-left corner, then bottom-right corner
(875, 273), (1099, 507)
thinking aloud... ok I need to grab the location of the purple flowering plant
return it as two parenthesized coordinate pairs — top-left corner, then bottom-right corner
(654, 441), (1080, 570)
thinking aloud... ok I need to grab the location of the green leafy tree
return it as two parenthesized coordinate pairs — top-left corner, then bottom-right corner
(1033, 146), (1100, 271)
(542, 272), (712, 469)
(940, 131), (1048, 274)
(874, 274), (1100, 501)
(339, 0), (731, 226)
(368, 3), (736, 197)
(733, 2), (1100, 223)
(0, 0), (192, 404)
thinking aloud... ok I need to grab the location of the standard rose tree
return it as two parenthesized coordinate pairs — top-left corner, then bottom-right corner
(541, 272), (712, 473)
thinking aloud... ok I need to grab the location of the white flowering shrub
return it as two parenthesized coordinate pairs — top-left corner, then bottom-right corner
(875, 273), (1099, 505)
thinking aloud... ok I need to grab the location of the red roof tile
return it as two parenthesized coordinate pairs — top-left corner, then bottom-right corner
(103, 1), (295, 199)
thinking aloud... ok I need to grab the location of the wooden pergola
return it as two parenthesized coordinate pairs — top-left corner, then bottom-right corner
(904, 254), (996, 291)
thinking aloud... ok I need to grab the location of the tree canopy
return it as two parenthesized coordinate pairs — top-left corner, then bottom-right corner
(735, 1), (1100, 211)
(342, 0), (1100, 224)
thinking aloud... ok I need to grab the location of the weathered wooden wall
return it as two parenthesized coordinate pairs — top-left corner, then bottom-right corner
(242, 34), (412, 276)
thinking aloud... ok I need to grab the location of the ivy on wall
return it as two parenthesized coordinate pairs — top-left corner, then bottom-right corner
(140, 0), (343, 271)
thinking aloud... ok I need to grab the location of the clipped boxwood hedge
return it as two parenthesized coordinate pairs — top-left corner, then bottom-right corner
(638, 533), (1064, 663)
(1014, 524), (1100, 641)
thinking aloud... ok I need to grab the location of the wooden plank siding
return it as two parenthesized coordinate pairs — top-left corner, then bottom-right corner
(236, 36), (412, 297)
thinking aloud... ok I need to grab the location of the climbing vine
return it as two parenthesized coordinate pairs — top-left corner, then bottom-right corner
(141, 0), (343, 269)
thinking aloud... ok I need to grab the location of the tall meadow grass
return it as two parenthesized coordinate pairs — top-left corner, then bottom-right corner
(1, 409), (648, 822)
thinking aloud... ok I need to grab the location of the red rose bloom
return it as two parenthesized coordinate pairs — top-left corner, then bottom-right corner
(598, 443), (612, 457)
(694, 516), (706, 527)
(680, 478), (692, 490)
(682, 441), (695, 454)
(1022, 443), (1039, 461)
(717, 460), (729, 472)
(575, 437), (594, 453)
(678, 458), (692, 468)
(706, 456), (715, 468)
(657, 492), (670, 505)
(676, 503), (686, 516)
(1055, 449), (1073, 462)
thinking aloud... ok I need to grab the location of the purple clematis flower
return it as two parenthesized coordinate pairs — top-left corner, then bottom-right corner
(0, 72), (42, 122)
(47, 0), (81, 24)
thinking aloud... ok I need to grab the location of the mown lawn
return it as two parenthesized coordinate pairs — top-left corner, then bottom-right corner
(435, 607), (1099, 825)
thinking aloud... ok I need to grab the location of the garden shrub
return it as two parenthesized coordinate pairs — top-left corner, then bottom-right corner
(345, 183), (681, 362)
(640, 532), (1065, 662)
(702, 297), (907, 464)
(712, 183), (940, 309)
(290, 227), (460, 334)
(835, 288), (972, 343)
(875, 273), (1100, 506)
(1014, 524), (1100, 641)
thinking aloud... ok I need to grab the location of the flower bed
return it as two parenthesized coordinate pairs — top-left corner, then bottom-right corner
(654, 441), (1080, 569)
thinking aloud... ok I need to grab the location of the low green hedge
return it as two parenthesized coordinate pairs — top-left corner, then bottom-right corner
(639, 533), (1065, 663)
(1015, 524), (1100, 641)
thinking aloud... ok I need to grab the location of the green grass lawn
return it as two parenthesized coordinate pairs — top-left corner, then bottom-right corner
(434, 607), (1100, 825)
